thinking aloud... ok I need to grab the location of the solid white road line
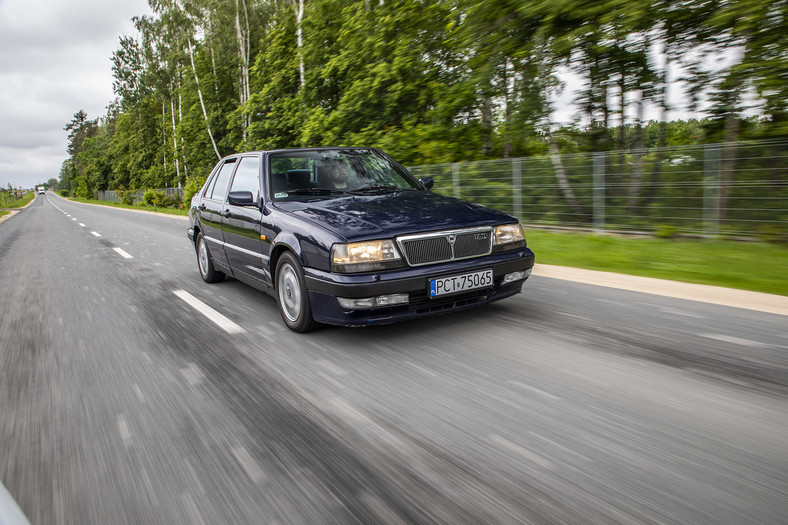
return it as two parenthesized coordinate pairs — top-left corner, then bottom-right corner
(173, 289), (245, 334)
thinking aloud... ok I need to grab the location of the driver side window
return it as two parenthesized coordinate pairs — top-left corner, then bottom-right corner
(229, 156), (261, 202)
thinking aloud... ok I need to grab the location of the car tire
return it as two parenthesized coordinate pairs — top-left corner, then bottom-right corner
(196, 232), (225, 283)
(276, 252), (318, 333)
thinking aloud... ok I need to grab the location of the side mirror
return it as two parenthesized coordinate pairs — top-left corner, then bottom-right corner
(227, 191), (255, 206)
(419, 177), (434, 190)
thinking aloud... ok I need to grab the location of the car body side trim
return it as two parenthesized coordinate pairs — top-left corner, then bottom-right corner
(223, 241), (270, 263)
(204, 235), (225, 247)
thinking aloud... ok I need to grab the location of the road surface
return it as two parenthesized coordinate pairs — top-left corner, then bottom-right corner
(1, 194), (786, 524)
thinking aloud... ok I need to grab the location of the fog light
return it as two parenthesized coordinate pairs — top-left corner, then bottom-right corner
(337, 293), (409, 309)
(502, 268), (531, 284)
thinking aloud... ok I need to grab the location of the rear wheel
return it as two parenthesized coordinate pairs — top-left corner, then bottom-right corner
(276, 252), (318, 332)
(196, 232), (225, 283)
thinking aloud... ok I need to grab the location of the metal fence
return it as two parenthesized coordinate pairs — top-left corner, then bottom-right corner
(96, 187), (183, 205)
(409, 140), (788, 239)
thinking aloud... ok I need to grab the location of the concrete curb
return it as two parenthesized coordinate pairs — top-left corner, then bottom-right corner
(533, 264), (788, 317)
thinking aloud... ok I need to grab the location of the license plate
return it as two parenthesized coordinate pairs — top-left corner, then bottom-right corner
(429, 269), (494, 298)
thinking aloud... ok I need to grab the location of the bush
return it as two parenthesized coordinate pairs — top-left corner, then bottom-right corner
(654, 224), (678, 239)
(117, 187), (137, 205)
(142, 189), (160, 206)
(143, 189), (182, 208)
(183, 176), (206, 206)
(59, 189), (69, 197)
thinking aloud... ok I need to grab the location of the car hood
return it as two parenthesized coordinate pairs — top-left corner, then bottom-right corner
(274, 190), (515, 241)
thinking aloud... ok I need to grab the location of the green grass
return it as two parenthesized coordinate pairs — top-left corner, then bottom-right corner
(67, 197), (189, 216)
(525, 229), (788, 296)
(0, 210), (9, 219)
(0, 191), (36, 208)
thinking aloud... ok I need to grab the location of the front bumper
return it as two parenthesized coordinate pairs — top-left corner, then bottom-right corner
(304, 247), (534, 326)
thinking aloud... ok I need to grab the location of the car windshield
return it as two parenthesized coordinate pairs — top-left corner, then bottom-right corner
(268, 149), (422, 201)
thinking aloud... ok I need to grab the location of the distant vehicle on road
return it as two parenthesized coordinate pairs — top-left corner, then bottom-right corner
(37, 187), (45, 194)
(187, 148), (535, 332)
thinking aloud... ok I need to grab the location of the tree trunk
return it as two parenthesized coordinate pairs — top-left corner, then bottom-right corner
(645, 60), (669, 208)
(169, 88), (181, 183)
(235, 0), (251, 142)
(502, 57), (512, 158)
(162, 102), (168, 182)
(481, 95), (492, 156)
(719, 108), (740, 221)
(295, 0), (305, 91)
(188, 40), (221, 160)
(626, 92), (645, 214)
(548, 136), (589, 221)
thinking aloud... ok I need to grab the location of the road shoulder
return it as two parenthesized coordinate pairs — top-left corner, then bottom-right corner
(533, 264), (788, 316)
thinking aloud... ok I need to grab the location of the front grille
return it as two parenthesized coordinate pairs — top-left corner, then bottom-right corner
(397, 227), (493, 267)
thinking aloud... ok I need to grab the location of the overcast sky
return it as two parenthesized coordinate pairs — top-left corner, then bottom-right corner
(0, 0), (151, 189)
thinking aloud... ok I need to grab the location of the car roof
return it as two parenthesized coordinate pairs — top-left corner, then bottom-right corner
(220, 147), (382, 160)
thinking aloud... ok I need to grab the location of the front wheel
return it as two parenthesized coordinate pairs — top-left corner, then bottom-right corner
(196, 232), (225, 283)
(276, 252), (318, 333)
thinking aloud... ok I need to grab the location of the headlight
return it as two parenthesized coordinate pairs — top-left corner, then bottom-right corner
(493, 223), (526, 251)
(331, 239), (404, 273)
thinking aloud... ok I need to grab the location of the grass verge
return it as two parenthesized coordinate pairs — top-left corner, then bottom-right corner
(526, 229), (788, 296)
(67, 197), (189, 216)
(0, 191), (36, 208)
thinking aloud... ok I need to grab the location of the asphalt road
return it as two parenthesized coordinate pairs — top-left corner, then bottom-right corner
(1, 193), (787, 524)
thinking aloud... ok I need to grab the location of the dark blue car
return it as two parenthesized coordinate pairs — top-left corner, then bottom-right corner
(187, 148), (535, 332)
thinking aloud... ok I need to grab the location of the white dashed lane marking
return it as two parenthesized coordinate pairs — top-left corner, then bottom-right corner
(173, 290), (245, 335)
(700, 333), (772, 348)
(230, 446), (267, 483)
(113, 247), (134, 259)
(117, 415), (132, 447)
(91, 231), (101, 237)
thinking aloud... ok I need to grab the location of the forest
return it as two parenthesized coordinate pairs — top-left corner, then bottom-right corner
(57, 0), (786, 201)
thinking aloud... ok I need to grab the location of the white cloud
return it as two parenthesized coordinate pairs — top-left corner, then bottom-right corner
(0, 0), (150, 188)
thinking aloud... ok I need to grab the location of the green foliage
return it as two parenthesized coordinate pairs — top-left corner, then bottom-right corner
(74, 177), (92, 200)
(117, 186), (138, 205)
(654, 224), (679, 239)
(142, 189), (182, 208)
(57, 0), (786, 203)
(183, 176), (205, 206)
(59, 189), (70, 197)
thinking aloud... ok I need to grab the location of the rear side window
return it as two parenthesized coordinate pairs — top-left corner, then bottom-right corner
(209, 159), (237, 201)
(229, 156), (261, 202)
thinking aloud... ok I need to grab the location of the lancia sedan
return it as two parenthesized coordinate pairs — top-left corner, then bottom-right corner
(187, 148), (535, 332)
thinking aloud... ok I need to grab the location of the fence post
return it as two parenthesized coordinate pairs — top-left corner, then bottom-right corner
(593, 152), (606, 232)
(452, 162), (461, 199)
(703, 144), (721, 237)
(512, 158), (522, 220)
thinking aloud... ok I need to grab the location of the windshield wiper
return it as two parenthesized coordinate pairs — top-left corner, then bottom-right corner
(348, 184), (412, 194)
(287, 187), (349, 196)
